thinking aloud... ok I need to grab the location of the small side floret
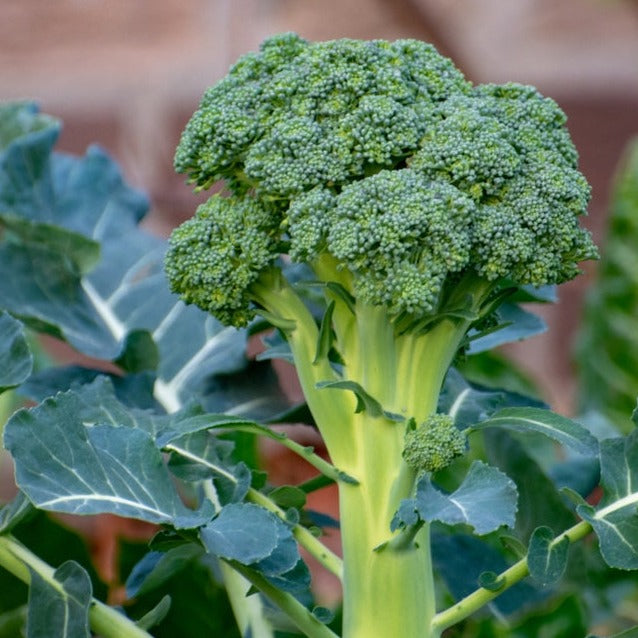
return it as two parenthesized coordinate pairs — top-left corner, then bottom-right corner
(402, 414), (467, 474)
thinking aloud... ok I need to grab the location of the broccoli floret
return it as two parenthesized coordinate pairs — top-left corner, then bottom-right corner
(312, 170), (475, 316)
(403, 415), (467, 474)
(165, 195), (282, 326)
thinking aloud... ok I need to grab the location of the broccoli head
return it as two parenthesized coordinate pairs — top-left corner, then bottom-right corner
(167, 33), (596, 331)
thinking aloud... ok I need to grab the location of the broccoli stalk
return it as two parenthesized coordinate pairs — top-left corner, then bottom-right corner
(165, 33), (597, 638)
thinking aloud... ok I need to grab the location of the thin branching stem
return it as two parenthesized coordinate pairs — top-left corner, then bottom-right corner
(431, 520), (593, 634)
(228, 560), (340, 638)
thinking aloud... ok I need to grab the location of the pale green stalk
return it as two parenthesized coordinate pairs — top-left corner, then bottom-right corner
(251, 267), (496, 637)
(286, 294), (473, 637)
(251, 270), (358, 468)
(337, 410), (435, 638)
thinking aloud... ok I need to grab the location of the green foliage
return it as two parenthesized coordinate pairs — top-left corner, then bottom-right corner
(468, 406), (599, 457)
(527, 526), (570, 587)
(577, 430), (638, 570)
(393, 461), (518, 535)
(27, 561), (92, 638)
(0, 313), (32, 393)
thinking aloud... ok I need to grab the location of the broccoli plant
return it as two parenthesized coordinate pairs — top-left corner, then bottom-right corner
(164, 34), (597, 638)
(2, 37), (638, 638)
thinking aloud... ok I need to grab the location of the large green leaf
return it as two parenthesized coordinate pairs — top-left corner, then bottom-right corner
(119, 540), (241, 638)
(14, 375), (175, 438)
(26, 561), (91, 638)
(0, 312), (32, 393)
(0, 102), (144, 240)
(393, 461), (518, 535)
(576, 138), (638, 431)
(484, 430), (578, 542)
(431, 532), (544, 616)
(0, 493), (33, 534)
(0, 103), (248, 409)
(577, 430), (638, 569)
(1, 215), (100, 274)
(166, 431), (253, 505)
(125, 545), (205, 599)
(3, 382), (213, 528)
(438, 368), (544, 430)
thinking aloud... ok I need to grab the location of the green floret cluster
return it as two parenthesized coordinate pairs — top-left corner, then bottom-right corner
(402, 414), (467, 474)
(174, 33), (468, 195)
(167, 32), (597, 329)
(289, 171), (475, 316)
(164, 195), (282, 326)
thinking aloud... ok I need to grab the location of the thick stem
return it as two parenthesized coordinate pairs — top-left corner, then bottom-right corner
(253, 268), (488, 637)
(334, 307), (474, 637)
(338, 410), (436, 638)
(394, 318), (470, 423)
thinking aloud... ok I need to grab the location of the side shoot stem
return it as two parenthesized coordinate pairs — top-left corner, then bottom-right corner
(430, 519), (593, 634)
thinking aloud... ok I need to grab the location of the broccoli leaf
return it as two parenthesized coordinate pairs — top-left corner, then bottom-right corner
(0, 492), (34, 535)
(125, 545), (205, 599)
(439, 368), (508, 428)
(527, 526), (570, 587)
(3, 382), (213, 528)
(431, 533), (544, 615)
(577, 430), (638, 569)
(26, 561), (92, 638)
(467, 303), (547, 354)
(0, 103), (248, 410)
(19, 366), (160, 410)
(0, 312), (32, 393)
(200, 503), (300, 576)
(469, 407), (599, 457)
(166, 431), (253, 505)
(393, 461), (518, 535)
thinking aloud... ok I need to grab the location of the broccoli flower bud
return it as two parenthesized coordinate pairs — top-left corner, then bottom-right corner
(165, 195), (281, 327)
(402, 414), (467, 474)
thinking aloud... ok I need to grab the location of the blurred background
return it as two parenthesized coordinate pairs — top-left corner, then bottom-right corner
(1, 0), (637, 409)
